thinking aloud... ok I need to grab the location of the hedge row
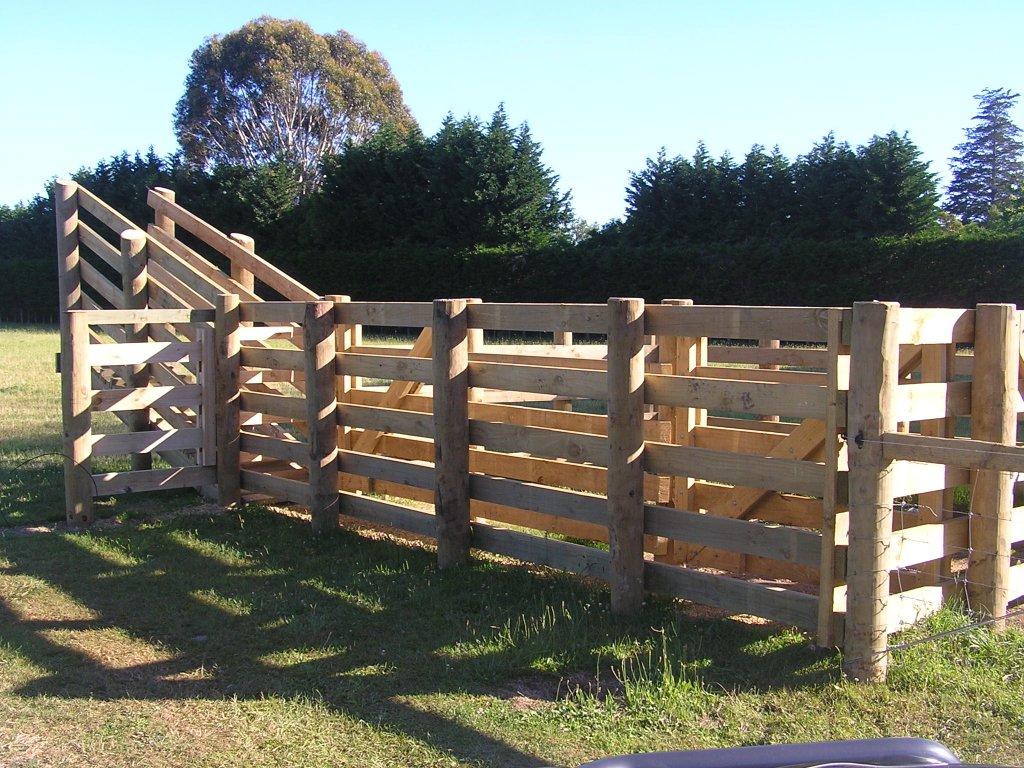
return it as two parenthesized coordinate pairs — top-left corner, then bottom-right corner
(3, 231), (1022, 323)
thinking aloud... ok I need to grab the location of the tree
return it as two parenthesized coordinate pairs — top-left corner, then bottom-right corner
(174, 16), (415, 194)
(792, 132), (863, 238)
(946, 87), (1024, 223)
(856, 131), (938, 236)
(738, 145), (794, 238)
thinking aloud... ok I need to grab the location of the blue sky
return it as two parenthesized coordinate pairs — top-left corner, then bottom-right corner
(1, 0), (1021, 223)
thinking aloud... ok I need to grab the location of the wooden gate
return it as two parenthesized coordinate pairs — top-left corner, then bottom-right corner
(61, 307), (220, 524)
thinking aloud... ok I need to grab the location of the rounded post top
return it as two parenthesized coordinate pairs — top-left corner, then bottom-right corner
(120, 228), (147, 245)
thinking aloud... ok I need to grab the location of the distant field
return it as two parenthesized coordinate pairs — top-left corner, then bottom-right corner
(1, 324), (1022, 767)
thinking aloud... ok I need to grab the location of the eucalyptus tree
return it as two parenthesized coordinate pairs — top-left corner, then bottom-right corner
(174, 16), (415, 194)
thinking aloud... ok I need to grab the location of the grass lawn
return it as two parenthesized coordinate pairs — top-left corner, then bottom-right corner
(1, 324), (1022, 767)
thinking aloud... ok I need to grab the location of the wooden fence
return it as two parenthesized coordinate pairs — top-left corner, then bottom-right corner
(53, 181), (1024, 682)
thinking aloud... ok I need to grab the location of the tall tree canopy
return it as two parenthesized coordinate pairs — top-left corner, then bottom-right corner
(621, 131), (938, 242)
(315, 106), (574, 249)
(946, 87), (1024, 223)
(174, 16), (415, 194)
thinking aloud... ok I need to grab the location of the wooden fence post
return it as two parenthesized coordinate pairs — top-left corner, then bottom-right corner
(661, 299), (703, 564)
(843, 300), (899, 682)
(553, 330), (573, 411)
(214, 293), (241, 507)
(967, 303), (1020, 626)
(229, 233), (256, 294)
(62, 310), (93, 525)
(121, 229), (152, 471)
(758, 338), (781, 422)
(466, 298), (484, 403)
(433, 298), (471, 569)
(151, 187), (176, 238)
(305, 300), (340, 534)
(54, 180), (80, 355)
(607, 297), (646, 614)
(326, 295), (354, 450)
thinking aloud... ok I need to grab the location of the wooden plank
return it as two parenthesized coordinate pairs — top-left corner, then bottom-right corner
(337, 352), (433, 383)
(92, 384), (202, 412)
(147, 225), (260, 302)
(432, 299), (471, 568)
(350, 328), (433, 455)
(148, 189), (318, 300)
(91, 428), (203, 456)
(468, 420), (609, 465)
(896, 308), (975, 345)
(645, 305), (832, 342)
(707, 345), (828, 368)
(239, 390), (307, 420)
(466, 302), (607, 334)
(693, 424), (786, 455)
(702, 418), (826, 519)
(894, 380), (973, 421)
(1009, 562), (1024, 601)
(843, 301), (899, 682)
(78, 185), (137, 235)
(469, 474), (607, 527)
(644, 442), (825, 497)
(77, 221), (121, 270)
(93, 465), (215, 496)
(148, 259), (214, 310)
(889, 516), (970, 570)
(340, 491), (437, 537)
(336, 301), (433, 328)
(887, 585), (945, 633)
(889, 460), (970, 497)
(304, 300), (340, 533)
(198, 327), (217, 466)
(239, 431), (307, 465)
(337, 402), (434, 439)
(342, 450), (434, 489)
(968, 303), (1019, 625)
(239, 301), (306, 324)
(88, 340), (196, 367)
(645, 561), (819, 629)
(80, 259), (125, 309)
(239, 345), (305, 372)
(645, 374), (827, 419)
(472, 523), (612, 579)
(239, 469), (310, 506)
(882, 432), (1024, 474)
(77, 308), (214, 325)
(643, 505), (821, 566)
(694, 366), (827, 386)
(215, 294), (242, 506)
(468, 361), (606, 399)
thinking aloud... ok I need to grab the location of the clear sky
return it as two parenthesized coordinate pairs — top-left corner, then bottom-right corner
(1, 0), (1022, 223)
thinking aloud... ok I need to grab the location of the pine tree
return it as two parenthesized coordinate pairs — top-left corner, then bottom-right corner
(946, 87), (1024, 223)
(857, 131), (938, 236)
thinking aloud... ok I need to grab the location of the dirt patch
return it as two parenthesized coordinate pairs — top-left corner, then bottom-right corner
(496, 670), (625, 710)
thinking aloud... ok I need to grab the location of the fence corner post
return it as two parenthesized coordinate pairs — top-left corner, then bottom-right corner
(151, 187), (176, 238)
(228, 233), (256, 294)
(967, 303), (1019, 627)
(54, 179), (80, 349)
(121, 229), (152, 471)
(214, 293), (241, 507)
(305, 299), (340, 534)
(843, 300), (899, 682)
(63, 310), (93, 526)
(432, 298), (471, 569)
(607, 297), (646, 614)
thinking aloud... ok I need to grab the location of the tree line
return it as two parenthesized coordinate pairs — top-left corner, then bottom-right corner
(1, 16), (1023, 320)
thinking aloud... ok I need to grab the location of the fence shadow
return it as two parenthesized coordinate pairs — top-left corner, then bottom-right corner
(0, 509), (837, 765)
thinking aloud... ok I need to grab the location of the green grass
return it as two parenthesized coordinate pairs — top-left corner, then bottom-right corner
(1, 324), (1023, 766)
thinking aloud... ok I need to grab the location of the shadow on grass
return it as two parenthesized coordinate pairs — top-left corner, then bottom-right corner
(0, 508), (838, 766)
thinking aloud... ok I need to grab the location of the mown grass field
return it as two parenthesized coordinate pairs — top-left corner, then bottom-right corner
(1, 324), (1022, 767)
